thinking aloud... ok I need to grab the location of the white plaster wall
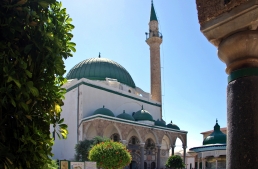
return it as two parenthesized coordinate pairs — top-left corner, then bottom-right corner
(80, 80), (161, 120)
(51, 87), (78, 161)
(186, 157), (195, 169)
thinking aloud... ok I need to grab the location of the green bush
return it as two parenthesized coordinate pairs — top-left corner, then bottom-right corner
(0, 0), (75, 168)
(88, 141), (132, 169)
(165, 155), (185, 169)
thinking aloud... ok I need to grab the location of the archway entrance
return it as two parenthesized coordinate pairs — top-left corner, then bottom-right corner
(130, 161), (137, 169)
(151, 162), (156, 169)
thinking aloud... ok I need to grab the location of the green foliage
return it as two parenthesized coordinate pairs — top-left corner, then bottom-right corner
(42, 160), (59, 169)
(74, 136), (110, 162)
(165, 155), (185, 169)
(74, 139), (93, 162)
(89, 141), (132, 169)
(91, 136), (110, 146)
(0, 0), (75, 168)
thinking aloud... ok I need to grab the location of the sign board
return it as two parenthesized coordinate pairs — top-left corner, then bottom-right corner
(85, 161), (97, 169)
(70, 162), (84, 169)
(60, 161), (69, 169)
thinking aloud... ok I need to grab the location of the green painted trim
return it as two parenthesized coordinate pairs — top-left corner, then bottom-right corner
(66, 81), (162, 107)
(228, 67), (258, 83)
(79, 114), (188, 134)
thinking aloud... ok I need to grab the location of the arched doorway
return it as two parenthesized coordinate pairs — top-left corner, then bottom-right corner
(130, 161), (137, 169)
(144, 162), (147, 169)
(151, 162), (156, 169)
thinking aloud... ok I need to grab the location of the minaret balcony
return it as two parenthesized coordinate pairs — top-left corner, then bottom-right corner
(145, 31), (162, 40)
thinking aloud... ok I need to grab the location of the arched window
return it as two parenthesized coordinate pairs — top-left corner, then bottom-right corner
(129, 136), (139, 145)
(145, 138), (155, 149)
(110, 133), (120, 142)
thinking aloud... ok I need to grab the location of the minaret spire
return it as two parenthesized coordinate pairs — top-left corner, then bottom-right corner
(146, 1), (163, 117)
(150, 1), (158, 21)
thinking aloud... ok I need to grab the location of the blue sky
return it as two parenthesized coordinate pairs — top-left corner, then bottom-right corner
(61, 0), (228, 149)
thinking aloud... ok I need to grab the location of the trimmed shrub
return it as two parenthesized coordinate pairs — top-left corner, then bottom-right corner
(89, 141), (132, 169)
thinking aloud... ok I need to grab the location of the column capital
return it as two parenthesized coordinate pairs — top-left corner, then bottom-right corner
(218, 30), (258, 74)
(182, 145), (187, 149)
(120, 140), (128, 146)
(156, 144), (162, 149)
(139, 143), (145, 147)
(171, 144), (176, 148)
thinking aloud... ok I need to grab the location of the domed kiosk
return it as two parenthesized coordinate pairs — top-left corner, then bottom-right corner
(189, 120), (226, 169)
(66, 57), (136, 88)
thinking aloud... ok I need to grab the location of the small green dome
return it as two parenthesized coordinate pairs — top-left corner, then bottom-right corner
(117, 110), (135, 121)
(93, 106), (115, 117)
(203, 120), (226, 145)
(167, 121), (180, 130)
(155, 119), (166, 127)
(133, 106), (154, 121)
(66, 57), (136, 88)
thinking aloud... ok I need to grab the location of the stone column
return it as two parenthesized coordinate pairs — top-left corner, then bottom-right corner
(157, 145), (161, 169)
(194, 1), (258, 168)
(171, 144), (175, 155)
(218, 30), (258, 169)
(215, 158), (218, 169)
(197, 158), (199, 169)
(140, 143), (145, 169)
(183, 145), (186, 165)
(201, 158), (206, 169)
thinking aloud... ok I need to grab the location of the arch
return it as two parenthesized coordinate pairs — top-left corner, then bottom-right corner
(84, 123), (97, 140)
(143, 130), (158, 144)
(161, 134), (171, 150)
(103, 123), (121, 140)
(126, 128), (143, 142)
(177, 134), (186, 146)
(151, 162), (156, 169)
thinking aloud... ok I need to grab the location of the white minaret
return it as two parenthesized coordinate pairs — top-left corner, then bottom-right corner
(146, 2), (162, 106)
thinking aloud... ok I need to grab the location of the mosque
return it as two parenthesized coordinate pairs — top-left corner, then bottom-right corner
(51, 2), (188, 169)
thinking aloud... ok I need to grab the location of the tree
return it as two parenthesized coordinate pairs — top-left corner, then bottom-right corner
(88, 141), (132, 169)
(0, 0), (75, 168)
(165, 155), (185, 169)
(74, 136), (110, 161)
(74, 139), (93, 162)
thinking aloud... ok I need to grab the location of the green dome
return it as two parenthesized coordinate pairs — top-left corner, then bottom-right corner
(93, 106), (115, 117)
(133, 106), (154, 121)
(203, 120), (226, 145)
(155, 119), (166, 127)
(117, 110), (135, 121)
(167, 121), (180, 130)
(66, 57), (136, 88)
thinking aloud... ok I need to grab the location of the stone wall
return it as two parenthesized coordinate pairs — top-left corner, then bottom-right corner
(196, 0), (248, 24)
